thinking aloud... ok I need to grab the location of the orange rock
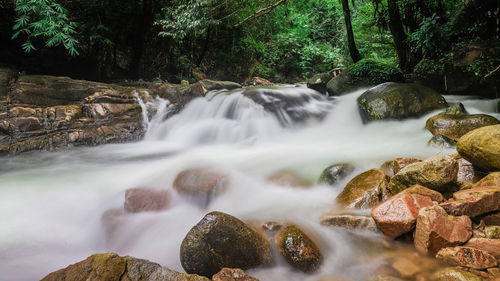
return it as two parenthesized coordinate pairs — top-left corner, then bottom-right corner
(402, 184), (445, 203)
(212, 268), (259, 281)
(465, 238), (500, 259)
(124, 188), (170, 212)
(336, 168), (390, 209)
(440, 186), (500, 217)
(436, 246), (498, 269)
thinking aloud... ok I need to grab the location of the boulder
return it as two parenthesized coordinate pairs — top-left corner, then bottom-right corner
(124, 188), (170, 213)
(402, 184), (445, 203)
(41, 253), (210, 281)
(414, 205), (472, 255)
(317, 164), (355, 185)
(180, 211), (271, 277)
(428, 134), (456, 148)
(307, 71), (335, 94)
(173, 168), (228, 205)
(444, 103), (467, 115)
(268, 170), (310, 187)
(320, 214), (378, 232)
(473, 172), (500, 188)
(389, 156), (458, 195)
(426, 113), (499, 141)
(336, 168), (390, 209)
(380, 158), (421, 177)
(357, 82), (448, 123)
(465, 238), (500, 259)
(484, 226), (500, 239)
(242, 77), (273, 87)
(275, 224), (323, 272)
(439, 186), (500, 217)
(456, 124), (500, 171)
(372, 193), (433, 238)
(430, 268), (482, 281)
(436, 247), (497, 269)
(212, 268), (259, 281)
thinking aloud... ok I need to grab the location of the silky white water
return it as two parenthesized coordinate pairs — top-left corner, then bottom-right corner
(0, 86), (498, 281)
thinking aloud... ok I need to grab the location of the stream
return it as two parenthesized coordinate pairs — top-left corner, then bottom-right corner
(0, 86), (499, 281)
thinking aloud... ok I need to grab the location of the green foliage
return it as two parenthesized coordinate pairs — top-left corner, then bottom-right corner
(11, 0), (79, 55)
(347, 58), (403, 84)
(409, 14), (450, 60)
(412, 58), (443, 79)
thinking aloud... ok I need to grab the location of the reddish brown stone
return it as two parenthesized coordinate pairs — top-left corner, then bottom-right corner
(440, 186), (500, 217)
(212, 268), (259, 281)
(124, 188), (170, 212)
(402, 184), (445, 203)
(372, 193), (433, 238)
(173, 168), (228, 205)
(414, 205), (472, 255)
(320, 214), (378, 232)
(436, 246), (498, 269)
(481, 211), (500, 225)
(336, 168), (390, 209)
(465, 238), (500, 259)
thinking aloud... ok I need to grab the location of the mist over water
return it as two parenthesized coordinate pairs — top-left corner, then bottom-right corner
(0, 86), (498, 281)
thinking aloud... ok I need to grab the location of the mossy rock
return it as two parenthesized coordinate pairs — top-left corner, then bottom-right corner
(317, 164), (355, 186)
(430, 267), (482, 281)
(426, 113), (499, 141)
(307, 71), (335, 94)
(336, 168), (390, 209)
(457, 124), (500, 171)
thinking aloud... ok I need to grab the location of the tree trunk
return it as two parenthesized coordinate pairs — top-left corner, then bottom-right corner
(387, 0), (411, 71)
(130, 0), (153, 79)
(340, 0), (361, 63)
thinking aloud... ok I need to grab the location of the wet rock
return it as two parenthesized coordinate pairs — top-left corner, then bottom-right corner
(440, 186), (500, 217)
(426, 113), (499, 141)
(381, 158), (422, 177)
(41, 253), (210, 281)
(357, 82), (448, 123)
(243, 77), (273, 87)
(268, 170), (310, 187)
(430, 268), (482, 281)
(457, 124), (500, 171)
(262, 221), (282, 232)
(212, 268), (259, 281)
(124, 188), (170, 213)
(390, 254), (438, 279)
(173, 168), (228, 205)
(317, 164), (355, 185)
(428, 135), (456, 148)
(465, 238), (500, 259)
(444, 103), (467, 115)
(320, 214), (378, 232)
(414, 205), (472, 255)
(484, 226), (500, 239)
(180, 211), (271, 277)
(473, 172), (500, 188)
(436, 247), (497, 269)
(402, 184), (445, 203)
(336, 168), (390, 209)
(307, 71), (335, 94)
(389, 156), (458, 195)
(372, 277), (406, 281)
(453, 155), (485, 188)
(275, 224), (323, 272)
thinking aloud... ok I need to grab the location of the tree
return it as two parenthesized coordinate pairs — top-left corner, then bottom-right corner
(386, 0), (411, 71)
(340, 0), (361, 62)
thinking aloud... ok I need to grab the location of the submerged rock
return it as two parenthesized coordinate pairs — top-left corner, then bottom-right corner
(173, 168), (228, 206)
(414, 205), (472, 255)
(180, 211), (271, 277)
(268, 170), (310, 187)
(357, 82), (448, 123)
(439, 186), (500, 217)
(41, 253), (210, 281)
(124, 188), (170, 213)
(436, 246), (497, 269)
(320, 214), (378, 232)
(275, 224), (323, 272)
(456, 124), (500, 171)
(317, 164), (355, 185)
(336, 168), (390, 209)
(212, 268), (259, 281)
(430, 268), (482, 281)
(426, 113), (499, 141)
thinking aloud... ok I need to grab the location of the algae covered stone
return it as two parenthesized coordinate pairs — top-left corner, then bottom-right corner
(317, 164), (355, 186)
(426, 113), (499, 141)
(457, 124), (500, 171)
(336, 168), (390, 209)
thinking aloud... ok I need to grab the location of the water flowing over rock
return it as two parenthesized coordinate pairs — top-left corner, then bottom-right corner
(357, 82), (448, 123)
(212, 268), (259, 281)
(436, 247), (498, 269)
(336, 168), (390, 209)
(414, 205), (472, 255)
(180, 211), (271, 277)
(456, 124), (500, 171)
(372, 193), (433, 238)
(426, 113), (499, 141)
(389, 156), (458, 195)
(268, 170), (310, 187)
(275, 224), (323, 272)
(320, 214), (378, 232)
(317, 164), (355, 185)
(428, 134), (456, 148)
(465, 238), (500, 259)
(430, 268), (482, 281)
(173, 168), (228, 206)
(124, 188), (170, 212)
(41, 253), (210, 281)
(439, 186), (500, 217)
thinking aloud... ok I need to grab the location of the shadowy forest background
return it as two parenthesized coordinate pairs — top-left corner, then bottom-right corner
(0, 0), (499, 87)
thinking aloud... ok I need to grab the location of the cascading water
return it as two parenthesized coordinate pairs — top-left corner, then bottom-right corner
(0, 86), (499, 281)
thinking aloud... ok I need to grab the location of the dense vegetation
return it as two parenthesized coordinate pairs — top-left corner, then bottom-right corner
(0, 0), (498, 85)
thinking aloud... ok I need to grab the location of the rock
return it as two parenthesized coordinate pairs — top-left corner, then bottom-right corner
(336, 168), (390, 209)
(372, 193), (433, 238)
(357, 82), (448, 123)
(453, 155), (485, 188)
(381, 158), (422, 177)
(243, 77), (273, 87)
(391, 254), (437, 279)
(275, 224), (323, 272)
(389, 156), (458, 195)
(485, 226), (500, 239)
(173, 168), (228, 205)
(307, 71), (335, 94)
(430, 268), (482, 281)
(317, 164), (355, 185)
(414, 205), (472, 255)
(124, 188), (170, 213)
(436, 247), (498, 269)
(457, 124), (500, 171)
(473, 172), (500, 188)
(444, 103), (467, 115)
(320, 214), (378, 232)
(212, 268), (259, 281)
(465, 238), (500, 259)
(481, 212), (500, 225)
(262, 221), (283, 232)
(428, 135), (456, 148)
(426, 113), (499, 141)
(439, 186), (500, 217)
(402, 184), (445, 203)
(180, 211), (271, 277)
(268, 170), (310, 187)
(41, 253), (210, 281)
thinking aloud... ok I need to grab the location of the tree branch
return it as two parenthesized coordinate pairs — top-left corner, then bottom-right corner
(234, 0), (286, 28)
